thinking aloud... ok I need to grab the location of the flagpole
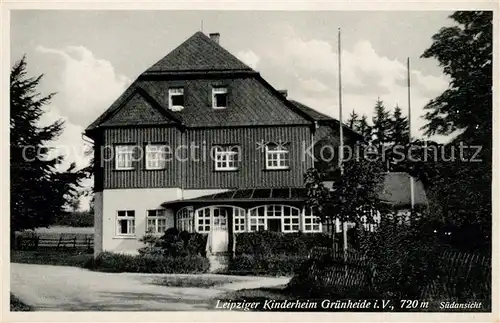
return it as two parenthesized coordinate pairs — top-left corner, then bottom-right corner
(407, 57), (415, 212)
(338, 28), (348, 261)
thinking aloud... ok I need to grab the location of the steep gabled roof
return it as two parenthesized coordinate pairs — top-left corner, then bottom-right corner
(86, 84), (184, 131)
(86, 32), (363, 134)
(145, 32), (253, 74)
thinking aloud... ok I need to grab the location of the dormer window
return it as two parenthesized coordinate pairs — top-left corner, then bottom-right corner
(168, 88), (184, 111)
(212, 87), (228, 109)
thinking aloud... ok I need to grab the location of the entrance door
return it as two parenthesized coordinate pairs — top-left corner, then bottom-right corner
(210, 207), (229, 253)
(267, 218), (282, 232)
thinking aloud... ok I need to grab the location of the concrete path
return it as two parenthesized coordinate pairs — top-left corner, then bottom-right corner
(10, 263), (290, 311)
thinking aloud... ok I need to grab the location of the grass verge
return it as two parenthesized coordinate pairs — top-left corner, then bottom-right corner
(152, 275), (237, 288)
(11, 250), (93, 267)
(10, 294), (33, 311)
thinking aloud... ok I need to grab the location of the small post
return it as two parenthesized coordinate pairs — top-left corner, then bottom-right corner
(57, 236), (62, 250)
(73, 237), (77, 249)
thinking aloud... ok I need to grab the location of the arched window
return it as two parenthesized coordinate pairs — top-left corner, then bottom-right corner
(194, 205), (246, 233)
(176, 206), (194, 232)
(247, 205), (301, 233)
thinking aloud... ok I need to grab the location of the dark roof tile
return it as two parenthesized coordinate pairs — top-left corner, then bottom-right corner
(145, 32), (252, 73)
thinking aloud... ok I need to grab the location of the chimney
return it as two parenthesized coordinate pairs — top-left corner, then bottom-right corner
(278, 90), (288, 98)
(209, 33), (220, 44)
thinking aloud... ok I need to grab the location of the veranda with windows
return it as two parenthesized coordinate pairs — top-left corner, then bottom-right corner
(162, 188), (323, 236)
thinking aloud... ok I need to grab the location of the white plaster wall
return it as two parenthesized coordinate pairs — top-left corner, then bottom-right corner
(96, 188), (233, 255)
(101, 188), (181, 254)
(94, 192), (103, 257)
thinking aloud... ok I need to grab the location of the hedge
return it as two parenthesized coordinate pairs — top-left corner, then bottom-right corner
(54, 211), (93, 227)
(228, 254), (308, 276)
(83, 252), (210, 274)
(235, 231), (333, 256)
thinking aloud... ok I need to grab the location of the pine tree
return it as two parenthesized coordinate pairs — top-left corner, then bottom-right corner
(346, 110), (359, 130)
(357, 115), (372, 143)
(371, 99), (392, 147)
(10, 56), (85, 240)
(371, 99), (392, 170)
(391, 105), (409, 146)
(388, 105), (410, 171)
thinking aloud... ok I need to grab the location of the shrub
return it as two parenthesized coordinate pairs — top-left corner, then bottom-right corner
(362, 218), (442, 299)
(235, 231), (331, 256)
(138, 230), (207, 257)
(10, 294), (32, 311)
(12, 250), (93, 267)
(84, 252), (210, 274)
(228, 254), (307, 276)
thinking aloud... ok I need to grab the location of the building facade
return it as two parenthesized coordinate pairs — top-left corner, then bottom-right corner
(85, 32), (425, 258)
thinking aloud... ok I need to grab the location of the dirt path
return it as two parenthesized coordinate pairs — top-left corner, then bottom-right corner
(10, 263), (290, 311)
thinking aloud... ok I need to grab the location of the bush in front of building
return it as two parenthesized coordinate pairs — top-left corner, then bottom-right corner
(138, 228), (207, 257)
(234, 231), (332, 256)
(83, 229), (210, 274)
(228, 231), (333, 276)
(84, 252), (210, 274)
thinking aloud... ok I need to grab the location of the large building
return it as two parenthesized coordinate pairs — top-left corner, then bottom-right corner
(85, 32), (427, 262)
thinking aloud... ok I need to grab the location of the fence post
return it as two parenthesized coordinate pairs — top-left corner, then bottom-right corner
(73, 237), (77, 249)
(35, 236), (39, 250)
(87, 236), (91, 251)
(57, 236), (62, 250)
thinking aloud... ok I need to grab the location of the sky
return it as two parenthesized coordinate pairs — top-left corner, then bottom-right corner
(11, 10), (455, 209)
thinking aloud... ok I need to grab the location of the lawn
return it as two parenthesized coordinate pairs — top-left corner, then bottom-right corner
(35, 226), (94, 234)
(152, 275), (239, 288)
(11, 250), (93, 267)
(10, 294), (33, 311)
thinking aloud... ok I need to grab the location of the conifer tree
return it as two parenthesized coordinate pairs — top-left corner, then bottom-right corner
(10, 56), (85, 241)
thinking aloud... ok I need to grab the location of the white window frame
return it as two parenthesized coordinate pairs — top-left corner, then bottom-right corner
(247, 205), (301, 233)
(195, 207), (212, 233)
(176, 206), (194, 232)
(145, 144), (167, 170)
(146, 209), (167, 234)
(116, 210), (135, 236)
(214, 146), (239, 171)
(115, 145), (135, 170)
(302, 207), (322, 233)
(212, 87), (228, 109)
(168, 87), (184, 111)
(265, 144), (290, 170)
(233, 207), (247, 233)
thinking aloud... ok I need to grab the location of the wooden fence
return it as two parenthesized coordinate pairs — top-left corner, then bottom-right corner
(421, 249), (491, 301)
(289, 246), (491, 301)
(14, 234), (94, 251)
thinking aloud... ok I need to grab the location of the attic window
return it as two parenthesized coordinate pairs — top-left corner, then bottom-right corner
(212, 87), (228, 109)
(168, 88), (184, 111)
